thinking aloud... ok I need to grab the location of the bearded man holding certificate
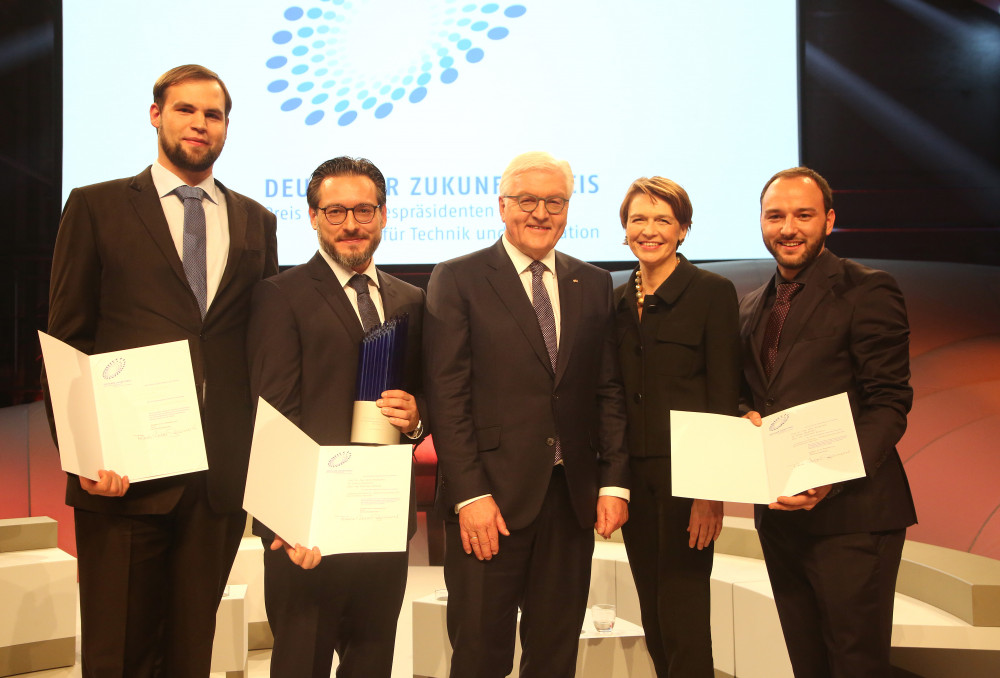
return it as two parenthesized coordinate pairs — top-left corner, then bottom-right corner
(740, 167), (916, 678)
(246, 156), (424, 678)
(43, 65), (278, 677)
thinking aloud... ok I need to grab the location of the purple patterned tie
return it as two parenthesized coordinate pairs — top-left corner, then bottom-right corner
(760, 281), (803, 378)
(529, 260), (557, 370)
(175, 186), (208, 318)
(529, 260), (561, 464)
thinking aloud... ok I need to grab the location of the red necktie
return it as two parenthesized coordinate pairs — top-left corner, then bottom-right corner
(760, 282), (802, 378)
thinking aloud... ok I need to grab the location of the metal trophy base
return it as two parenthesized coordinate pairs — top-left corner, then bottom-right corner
(350, 400), (399, 445)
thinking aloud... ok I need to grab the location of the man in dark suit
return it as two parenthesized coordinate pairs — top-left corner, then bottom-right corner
(246, 156), (424, 678)
(424, 151), (630, 677)
(44, 65), (278, 676)
(740, 167), (916, 678)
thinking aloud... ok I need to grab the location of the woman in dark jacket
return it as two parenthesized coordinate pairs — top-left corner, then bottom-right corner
(615, 176), (741, 677)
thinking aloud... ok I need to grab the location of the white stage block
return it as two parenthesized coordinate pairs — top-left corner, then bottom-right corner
(588, 541), (620, 609)
(211, 584), (248, 675)
(412, 595), (656, 678)
(225, 536), (272, 649)
(576, 609), (656, 678)
(614, 560), (642, 626)
(0, 547), (76, 676)
(709, 554), (771, 677)
(732, 579), (794, 678)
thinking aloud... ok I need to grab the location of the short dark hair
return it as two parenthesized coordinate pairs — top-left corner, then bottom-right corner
(619, 176), (693, 229)
(306, 157), (387, 209)
(153, 64), (232, 116)
(760, 167), (833, 213)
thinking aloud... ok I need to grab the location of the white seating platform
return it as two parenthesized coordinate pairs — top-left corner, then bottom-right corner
(226, 536), (272, 650)
(0, 518), (76, 677)
(211, 584), (248, 677)
(413, 517), (1000, 677)
(412, 594), (656, 678)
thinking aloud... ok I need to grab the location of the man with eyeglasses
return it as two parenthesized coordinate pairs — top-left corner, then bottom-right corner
(246, 156), (424, 677)
(424, 151), (630, 677)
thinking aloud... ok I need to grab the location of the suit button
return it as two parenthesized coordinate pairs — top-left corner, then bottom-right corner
(633, 393), (642, 403)
(635, 345), (642, 356)
(545, 437), (555, 446)
(552, 394), (559, 400)
(765, 399), (774, 408)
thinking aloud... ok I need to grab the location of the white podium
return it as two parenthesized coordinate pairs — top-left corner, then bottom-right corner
(211, 584), (248, 677)
(0, 517), (76, 677)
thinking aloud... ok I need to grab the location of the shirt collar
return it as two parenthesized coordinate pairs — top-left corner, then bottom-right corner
(152, 161), (219, 204)
(317, 248), (380, 290)
(501, 233), (557, 275)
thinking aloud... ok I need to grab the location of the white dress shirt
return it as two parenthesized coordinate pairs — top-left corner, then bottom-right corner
(151, 162), (230, 310)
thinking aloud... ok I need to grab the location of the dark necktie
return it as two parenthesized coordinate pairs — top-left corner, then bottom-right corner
(348, 273), (381, 331)
(529, 260), (558, 370)
(175, 185), (208, 318)
(529, 260), (562, 464)
(760, 281), (803, 378)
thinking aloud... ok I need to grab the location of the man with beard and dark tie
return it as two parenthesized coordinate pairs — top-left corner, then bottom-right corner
(246, 157), (425, 677)
(44, 64), (278, 677)
(740, 167), (916, 678)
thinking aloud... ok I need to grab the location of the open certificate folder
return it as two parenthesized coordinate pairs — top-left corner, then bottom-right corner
(38, 331), (208, 482)
(245, 398), (412, 555)
(670, 393), (867, 504)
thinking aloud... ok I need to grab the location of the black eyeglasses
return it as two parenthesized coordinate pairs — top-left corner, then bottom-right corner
(502, 194), (569, 215)
(317, 203), (381, 225)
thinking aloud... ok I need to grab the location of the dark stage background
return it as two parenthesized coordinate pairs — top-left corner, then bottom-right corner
(2, 0), (999, 407)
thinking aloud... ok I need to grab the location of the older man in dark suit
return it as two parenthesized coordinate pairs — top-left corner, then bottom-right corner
(424, 151), (630, 678)
(44, 64), (278, 676)
(740, 167), (916, 678)
(246, 156), (424, 678)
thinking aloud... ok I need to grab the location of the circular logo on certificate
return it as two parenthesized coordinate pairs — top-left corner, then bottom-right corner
(768, 413), (790, 431)
(328, 450), (352, 467)
(102, 357), (126, 380)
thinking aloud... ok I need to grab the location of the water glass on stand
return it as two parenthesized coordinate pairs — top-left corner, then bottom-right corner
(592, 603), (616, 633)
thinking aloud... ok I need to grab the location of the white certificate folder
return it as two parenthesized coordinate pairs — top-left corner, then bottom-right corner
(38, 331), (208, 482)
(244, 398), (412, 555)
(670, 393), (866, 504)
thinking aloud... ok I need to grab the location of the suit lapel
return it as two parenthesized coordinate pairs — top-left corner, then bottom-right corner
(744, 282), (770, 387)
(554, 253), (579, 385)
(215, 180), (247, 306)
(129, 168), (190, 292)
(484, 241), (553, 375)
(307, 253), (366, 344)
(378, 271), (401, 318)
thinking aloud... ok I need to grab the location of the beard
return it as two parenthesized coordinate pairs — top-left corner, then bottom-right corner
(320, 229), (381, 270)
(765, 230), (827, 274)
(159, 131), (221, 174)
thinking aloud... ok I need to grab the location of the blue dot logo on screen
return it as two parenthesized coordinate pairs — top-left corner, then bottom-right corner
(264, 1), (527, 126)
